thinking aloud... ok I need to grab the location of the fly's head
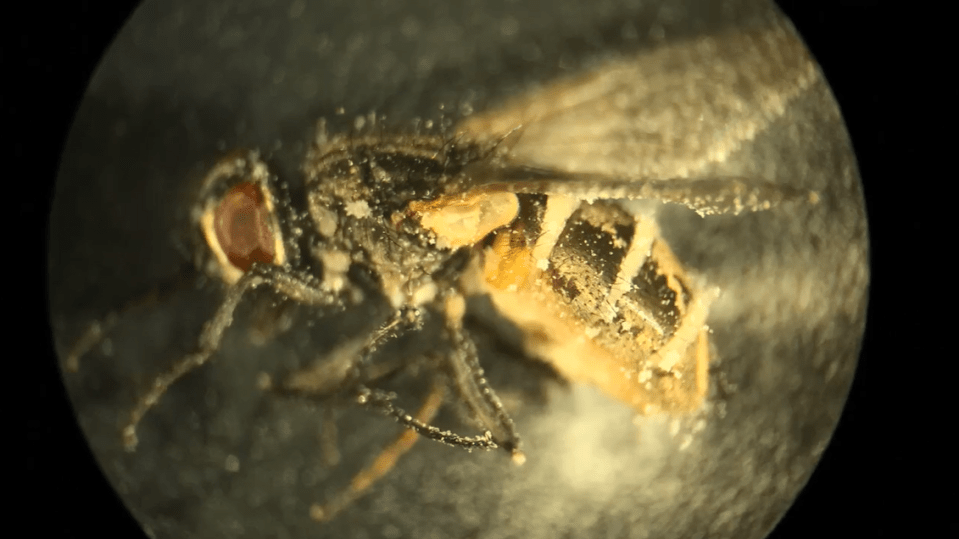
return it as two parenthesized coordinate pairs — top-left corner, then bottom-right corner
(192, 149), (298, 286)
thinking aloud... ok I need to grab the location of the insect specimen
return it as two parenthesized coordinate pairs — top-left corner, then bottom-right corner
(61, 21), (820, 524)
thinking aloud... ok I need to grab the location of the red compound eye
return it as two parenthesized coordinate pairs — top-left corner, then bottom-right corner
(213, 182), (277, 272)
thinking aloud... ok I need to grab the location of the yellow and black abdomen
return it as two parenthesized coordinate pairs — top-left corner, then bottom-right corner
(478, 194), (714, 415)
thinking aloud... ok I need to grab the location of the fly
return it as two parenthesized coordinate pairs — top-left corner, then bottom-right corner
(61, 22), (820, 523)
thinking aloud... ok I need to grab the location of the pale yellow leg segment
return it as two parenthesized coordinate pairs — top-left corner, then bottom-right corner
(310, 383), (445, 522)
(319, 406), (341, 468)
(65, 315), (116, 372)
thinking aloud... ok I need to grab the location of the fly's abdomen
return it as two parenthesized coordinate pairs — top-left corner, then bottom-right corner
(478, 196), (714, 415)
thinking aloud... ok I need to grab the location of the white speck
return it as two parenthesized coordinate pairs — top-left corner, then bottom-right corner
(324, 275), (345, 292)
(372, 166), (389, 182)
(411, 282), (438, 306)
(657, 349), (681, 372)
(225, 454), (240, 472)
(321, 249), (351, 273)
(345, 200), (371, 218)
(314, 207), (337, 236)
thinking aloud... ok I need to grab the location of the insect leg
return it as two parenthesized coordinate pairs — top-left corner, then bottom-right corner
(267, 334), (413, 405)
(443, 323), (525, 463)
(121, 262), (343, 451)
(309, 381), (445, 522)
(319, 406), (340, 468)
(355, 385), (498, 451)
(64, 261), (198, 373)
(269, 306), (500, 451)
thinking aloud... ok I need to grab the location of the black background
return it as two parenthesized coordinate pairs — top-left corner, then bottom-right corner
(10, 0), (947, 537)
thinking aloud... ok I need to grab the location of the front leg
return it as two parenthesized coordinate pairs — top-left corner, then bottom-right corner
(122, 262), (345, 451)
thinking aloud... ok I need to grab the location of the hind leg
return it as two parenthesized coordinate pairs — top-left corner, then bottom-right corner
(310, 381), (445, 522)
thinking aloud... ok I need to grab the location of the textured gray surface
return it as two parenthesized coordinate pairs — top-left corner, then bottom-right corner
(48, 0), (867, 538)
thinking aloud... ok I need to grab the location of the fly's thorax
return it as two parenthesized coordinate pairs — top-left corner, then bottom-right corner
(306, 188), (457, 309)
(304, 133), (488, 238)
(303, 133), (491, 308)
(304, 134), (488, 212)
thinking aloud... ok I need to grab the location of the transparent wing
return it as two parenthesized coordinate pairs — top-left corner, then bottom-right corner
(455, 162), (818, 216)
(455, 21), (820, 202)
